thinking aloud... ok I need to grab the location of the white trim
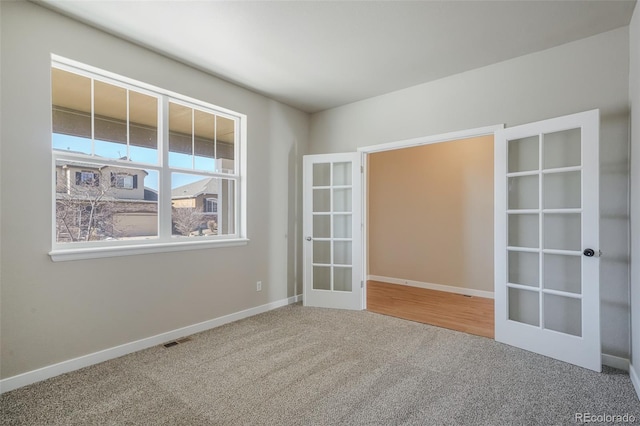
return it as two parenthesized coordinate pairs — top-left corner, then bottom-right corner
(630, 363), (640, 400)
(361, 151), (368, 309)
(368, 275), (494, 299)
(358, 124), (504, 154)
(601, 354), (629, 371)
(50, 238), (250, 261)
(0, 294), (302, 394)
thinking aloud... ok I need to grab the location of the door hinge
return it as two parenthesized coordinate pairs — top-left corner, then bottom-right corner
(360, 166), (364, 173)
(361, 281), (364, 288)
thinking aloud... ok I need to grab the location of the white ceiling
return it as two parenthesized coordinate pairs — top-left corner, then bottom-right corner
(40, 0), (636, 113)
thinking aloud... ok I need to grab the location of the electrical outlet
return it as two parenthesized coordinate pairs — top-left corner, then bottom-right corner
(257, 281), (262, 291)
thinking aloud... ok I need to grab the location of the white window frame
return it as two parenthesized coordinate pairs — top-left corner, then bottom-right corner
(49, 55), (248, 262)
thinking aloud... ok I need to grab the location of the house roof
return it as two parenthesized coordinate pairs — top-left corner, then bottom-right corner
(171, 177), (219, 199)
(55, 159), (149, 176)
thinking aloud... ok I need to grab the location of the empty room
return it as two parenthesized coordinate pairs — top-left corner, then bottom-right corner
(2, 0), (640, 424)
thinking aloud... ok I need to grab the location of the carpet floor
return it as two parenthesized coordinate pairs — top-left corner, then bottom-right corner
(1, 303), (639, 425)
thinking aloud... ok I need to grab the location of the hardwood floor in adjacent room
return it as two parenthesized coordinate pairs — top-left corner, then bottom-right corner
(367, 280), (494, 338)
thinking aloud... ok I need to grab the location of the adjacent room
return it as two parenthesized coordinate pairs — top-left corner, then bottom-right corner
(2, 0), (640, 424)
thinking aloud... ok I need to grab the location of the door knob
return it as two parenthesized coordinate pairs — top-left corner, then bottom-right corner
(306, 236), (312, 241)
(583, 248), (595, 257)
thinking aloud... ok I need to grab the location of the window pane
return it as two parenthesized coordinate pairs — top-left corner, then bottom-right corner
(508, 251), (539, 287)
(333, 214), (352, 238)
(169, 103), (193, 168)
(94, 80), (128, 159)
(508, 214), (539, 248)
(334, 241), (352, 265)
(544, 128), (581, 169)
(543, 294), (581, 337)
(218, 179), (236, 236)
(508, 175), (538, 210)
(313, 163), (330, 186)
(543, 253), (581, 294)
(194, 109), (216, 172)
(51, 68), (92, 154)
(333, 162), (351, 186)
(313, 215), (330, 238)
(171, 174), (237, 237)
(334, 267), (352, 292)
(508, 287), (539, 327)
(334, 188), (352, 212)
(313, 266), (331, 290)
(171, 173), (211, 237)
(313, 241), (331, 264)
(544, 171), (581, 209)
(508, 136), (539, 173)
(313, 189), (330, 212)
(216, 115), (235, 162)
(544, 213), (581, 251)
(55, 160), (158, 242)
(129, 91), (158, 164)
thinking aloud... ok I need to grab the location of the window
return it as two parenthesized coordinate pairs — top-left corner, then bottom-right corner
(78, 171), (98, 185)
(50, 56), (246, 260)
(204, 198), (217, 213)
(112, 173), (136, 189)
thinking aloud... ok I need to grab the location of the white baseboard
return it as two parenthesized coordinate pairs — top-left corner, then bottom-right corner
(368, 275), (494, 299)
(630, 363), (640, 400)
(0, 294), (302, 394)
(601, 353), (629, 371)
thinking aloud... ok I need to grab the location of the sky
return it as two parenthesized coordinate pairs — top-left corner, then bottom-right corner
(53, 133), (219, 190)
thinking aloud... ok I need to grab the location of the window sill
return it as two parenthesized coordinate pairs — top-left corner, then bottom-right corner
(49, 238), (250, 262)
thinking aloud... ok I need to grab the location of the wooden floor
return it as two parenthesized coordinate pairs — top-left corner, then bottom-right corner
(367, 280), (494, 338)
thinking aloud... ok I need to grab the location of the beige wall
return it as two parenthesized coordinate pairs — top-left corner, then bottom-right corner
(310, 28), (630, 358)
(0, 1), (309, 379)
(368, 136), (494, 292)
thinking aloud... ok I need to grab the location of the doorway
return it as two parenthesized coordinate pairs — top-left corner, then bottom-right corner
(362, 131), (496, 338)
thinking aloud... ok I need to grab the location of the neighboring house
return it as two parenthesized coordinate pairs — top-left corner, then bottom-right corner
(55, 160), (158, 241)
(171, 177), (220, 235)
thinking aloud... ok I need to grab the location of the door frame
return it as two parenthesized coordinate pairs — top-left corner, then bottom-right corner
(357, 124), (504, 308)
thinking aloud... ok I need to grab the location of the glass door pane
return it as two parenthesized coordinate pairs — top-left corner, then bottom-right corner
(309, 160), (355, 293)
(543, 129), (581, 169)
(508, 136), (539, 173)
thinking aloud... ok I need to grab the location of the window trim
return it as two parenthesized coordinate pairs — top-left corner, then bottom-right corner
(49, 55), (248, 261)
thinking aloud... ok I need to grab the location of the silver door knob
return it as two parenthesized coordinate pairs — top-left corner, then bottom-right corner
(306, 236), (312, 241)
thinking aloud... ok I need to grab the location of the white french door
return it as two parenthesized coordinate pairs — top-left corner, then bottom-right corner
(303, 153), (363, 310)
(495, 109), (601, 371)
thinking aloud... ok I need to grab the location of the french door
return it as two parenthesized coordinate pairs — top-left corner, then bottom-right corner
(302, 153), (363, 310)
(495, 110), (601, 371)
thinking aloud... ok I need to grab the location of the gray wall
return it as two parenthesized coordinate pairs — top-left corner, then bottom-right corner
(0, 1), (309, 379)
(310, 28), (631, 359)
(630, 5), (640, 384)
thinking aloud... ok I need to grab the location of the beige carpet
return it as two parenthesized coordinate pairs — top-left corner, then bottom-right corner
(2, 303), (639, 425)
